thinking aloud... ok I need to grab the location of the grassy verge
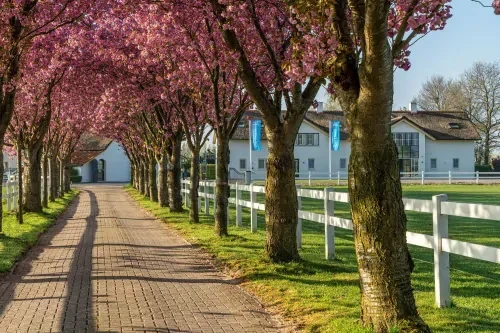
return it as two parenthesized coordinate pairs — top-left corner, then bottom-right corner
(126, 185), (500, 333)
(0, 190), (78, 272)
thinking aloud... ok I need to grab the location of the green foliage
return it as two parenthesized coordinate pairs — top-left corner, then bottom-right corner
(71, 176), (82, 183)
(0, 190), (78, 272)
(126, 184), (500, 333)
(201, 164), (215, 180)
(475, 164), (493, 172)
(70, 167), (79, 177)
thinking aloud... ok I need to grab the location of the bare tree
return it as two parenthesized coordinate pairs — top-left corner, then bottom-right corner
(460, 62), (500, 165)
(417, 75), (465, 111)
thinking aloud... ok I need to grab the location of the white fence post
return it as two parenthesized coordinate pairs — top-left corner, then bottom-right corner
(308, 171), (311, 186)
(337, 171), (340, 186)
(476, 171), (479, 184)
(296, 185), (302, 248)
(185, 182), (189, 207)
(324, 187), (335, 260)
(235, 182), (242, 227)
(204, 181), (209, 214)
(421, 170), (425, 185)
(433, 194), (450, 308)
(197, 184), (202, 212)
(448, 171), (452, 185)
(250, 183), (257, 233)
(13, 181), (18, 211)
(213, 182), (216, 217)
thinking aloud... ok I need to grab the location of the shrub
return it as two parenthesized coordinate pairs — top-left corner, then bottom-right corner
(71, 176), (82, 183)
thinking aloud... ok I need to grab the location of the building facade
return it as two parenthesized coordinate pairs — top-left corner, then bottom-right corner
(228, 110), (480, 180)
(71, 135), (130, 183)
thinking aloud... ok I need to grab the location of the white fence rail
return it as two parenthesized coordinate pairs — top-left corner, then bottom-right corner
(245, 171), (500, 185)
(181, 180), (500, 308)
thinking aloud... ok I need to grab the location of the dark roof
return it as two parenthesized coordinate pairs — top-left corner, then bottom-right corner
(230, 110), (480, 141)
(70, 134), (113, 166)
(390, 111), (481, 140)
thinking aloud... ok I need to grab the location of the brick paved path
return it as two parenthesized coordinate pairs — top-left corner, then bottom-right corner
(0, 185), (281, 333)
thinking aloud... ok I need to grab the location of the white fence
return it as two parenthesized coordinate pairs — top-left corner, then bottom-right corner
(4, 180), (19, 212)
(244, 171), (500, 184)
(181, 180), (500, 308)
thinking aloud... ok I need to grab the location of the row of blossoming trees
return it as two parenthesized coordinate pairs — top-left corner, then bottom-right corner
(0, 0), (498, 332)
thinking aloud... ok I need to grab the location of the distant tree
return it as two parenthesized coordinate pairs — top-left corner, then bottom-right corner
(417, 75), (465, 111)
(459, 62), (500, 165)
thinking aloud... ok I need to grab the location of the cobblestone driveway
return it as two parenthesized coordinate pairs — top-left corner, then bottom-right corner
(0, 185), (281, 333)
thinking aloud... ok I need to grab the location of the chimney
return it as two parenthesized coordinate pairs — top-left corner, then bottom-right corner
(316, 102), (324, 113)
(409, 100), (418, 113)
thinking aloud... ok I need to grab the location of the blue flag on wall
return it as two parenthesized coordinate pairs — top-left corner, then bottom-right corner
(330, 121), (341, 151)
(251, 119), (262, 151)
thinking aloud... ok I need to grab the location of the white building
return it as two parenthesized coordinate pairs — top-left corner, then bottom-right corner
(71, 135), (130, 183)
(228, 108), (480, 180)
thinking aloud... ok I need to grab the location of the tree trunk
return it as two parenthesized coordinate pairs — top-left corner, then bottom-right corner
(59, 159), (64, 197)
(168, 137), (183, 212)
(484, 132), (490, 165)
(17, 144), (23, 224)
(214, 137), (229, 236)
(64, 163), (71, 192)
(148, 158), (158, 202)
(23, 144), (43, 212)
(49, 156), (58, 202)
(139, 162), (145, 195)
(189, 148), (201, 223)
(42, 153), (49, 208)
(157, 154), (169, 207)
(143, 161), (150, 198)
(130, 164), (135, 187)
(264, 130), (299, 261)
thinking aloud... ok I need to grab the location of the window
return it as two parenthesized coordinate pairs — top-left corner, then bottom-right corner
(258, 158), (267, 170)
(340, 158), (347, 169)
(308, 158), (315, 170)
(453, 158), (459, 169)
(430, 158), (437, 169)
(239, 159), (246, 169)
(295, 133), (319, 146)
(392, 132), (419, 158)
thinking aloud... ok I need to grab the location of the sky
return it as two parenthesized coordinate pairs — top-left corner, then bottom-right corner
(318, 1), (500, 110)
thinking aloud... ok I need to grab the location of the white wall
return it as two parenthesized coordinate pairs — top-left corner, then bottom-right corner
(425, 140), (475, 173)
(228, 119), (477, 179)
(228, 122), (350, 180)
(2, 153), (17, 171)
(81, 141), (130, 183)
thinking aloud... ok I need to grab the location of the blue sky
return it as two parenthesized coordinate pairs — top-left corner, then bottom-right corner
(318, 1), (500, 110)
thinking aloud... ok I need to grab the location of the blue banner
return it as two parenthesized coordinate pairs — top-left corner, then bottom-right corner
(330, 121), (340, 151)
(251, 120), (262, 151)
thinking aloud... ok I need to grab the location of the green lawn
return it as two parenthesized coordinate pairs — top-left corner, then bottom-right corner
(126, 184), (500, 333)
(0, 190), (78, 272)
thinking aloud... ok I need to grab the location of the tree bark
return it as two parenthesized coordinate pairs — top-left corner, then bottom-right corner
(0, 152), (4, 232)
(139, 162), (145, 195)
(148, 158), (158, 202)
(264, 130), (300, 261)
(143, 161), (150, 198)
(130, 164), (135, 187)
(189, 148), (201, 223)
(64, 162), (71, 192)
(157, 154), (169, 207)
(484, 132), (490, 165)
(59, 159), (64, 197)
(42, 152), (49, 208)
(17, 144), (23, 224)
(214, 137), (229, 236)
(23, 143), (43, 212)
(167, 135), (183, 212)
(49, 155), (58, 202)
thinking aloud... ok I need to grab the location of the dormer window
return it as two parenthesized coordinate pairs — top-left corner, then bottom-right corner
(449, 122), (461, 129)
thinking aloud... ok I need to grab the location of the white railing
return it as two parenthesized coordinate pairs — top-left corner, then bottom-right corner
(181, 179), (500, 308)
(5, 180), (19, 212)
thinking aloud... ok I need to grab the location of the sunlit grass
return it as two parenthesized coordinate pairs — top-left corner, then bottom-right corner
(0, 190), (78, 272)
(126, 184), (500, 333)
